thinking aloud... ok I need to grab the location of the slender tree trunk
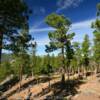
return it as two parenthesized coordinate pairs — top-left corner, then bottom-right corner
(97, 64), (100, 73)
(82, 65), (84, 76)
(61, 47), (65, 87)
(31, 53), (36, 78)
(36, 76), (39, 85)
(32, 68), (34, 78)
(78, 66), (80, 77)
(67, 66), (70, 81)
(31, 64), (34, 78)
(0, 31), (3, 64)
(72, 67), (75, 80)
(95, 63), (99, 74)
(48, 75), (51, 90)
(84, 67), (87, 78)
(67, 60), (70, 81)
(19, 65), (23, 90)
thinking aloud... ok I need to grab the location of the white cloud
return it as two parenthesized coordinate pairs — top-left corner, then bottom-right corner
(30, 18), (95, 47)
(30, 18), (95, 33)
(70, 18), (95, 31)
(30, 27), (55, 33)
(29, 36), (49, 47)
(35, 37), (50, 46)
(56, 0), (83, 13)
(31, 0), (83, 30)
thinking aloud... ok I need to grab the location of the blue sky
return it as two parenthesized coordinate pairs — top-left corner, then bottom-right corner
(26, 0), (99, 55)
(3, 0), (99, 55)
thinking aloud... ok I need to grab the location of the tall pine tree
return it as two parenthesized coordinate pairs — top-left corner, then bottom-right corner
(92, 3), (100, 73)
(0, 0), (31, 63)
(45, 13), (75, 86)
(82, 34), (90, 76)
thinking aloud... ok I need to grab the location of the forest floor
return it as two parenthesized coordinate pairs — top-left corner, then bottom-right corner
(72, 74), (100, 100)
(2, 73), (100, 100)
(7, 74), (78, 100)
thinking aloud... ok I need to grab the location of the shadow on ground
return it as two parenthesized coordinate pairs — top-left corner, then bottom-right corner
(36, 78), (86, 99)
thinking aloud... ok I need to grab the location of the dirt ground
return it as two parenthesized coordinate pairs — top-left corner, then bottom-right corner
(72, 74), (100, 100)
(3, 74), (100, 100)
(8, 74), (61, 100)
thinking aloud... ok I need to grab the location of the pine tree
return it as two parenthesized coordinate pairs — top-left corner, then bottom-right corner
(65, 34), (75, 80)
(92, 3), (100, 73)
(82, 34), (90, 77)
(30, 39), (37, 77)
(0, 0), (31, 63)
(73, 42), (82, 77)
(11, 32), (32, 89)
(45, 13), (75, 86)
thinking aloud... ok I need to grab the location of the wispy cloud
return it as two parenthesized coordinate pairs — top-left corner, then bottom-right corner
(71, 18), (95, 31)
(30, 18), (95, 33)
(56, 0), (83, 13)
(29, 36), (49, 46)
(30, 18), (95, 50)
(31, 0), (83, 31)
(36, 38), (50, 46)
(30, 27), (55, 33)
(31, 0), (83, 34)
(31, 19), (95, 55)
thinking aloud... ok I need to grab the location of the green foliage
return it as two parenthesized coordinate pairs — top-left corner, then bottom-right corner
(45, 13), (75, 72)
(97, 3), (100, 13)
(65, 34), (75, 60)
(82, 35), (90, 55)
(0, 0), (31, 62)
(29, 55), (60, 75)
(71, 57), (78, 71)
(72, 42), (82, 70)
(0, 62), (12, 82)
(45, 13), (71, 29)
(92, 3), (100, 64)
(93, 31), (100, 63)
(82, 34), (90, 66)
(45, 13), (72, 49)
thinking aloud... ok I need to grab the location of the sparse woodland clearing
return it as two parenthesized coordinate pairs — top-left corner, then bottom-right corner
(0, 1), (100, 100)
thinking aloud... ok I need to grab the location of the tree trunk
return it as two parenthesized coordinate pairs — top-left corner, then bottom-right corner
(84, 67), (87, 78)
(61, 47), (65, 86)
(67, 66), (70, 81)
(19, 65), (23, 90)
(32, 69), (34, 78)
(67, 60), (71, 81)
(98, 64), (100, 73)
(0, 31), (3, 64)
(48, 75), (51, 90)
(95, 64), (99, 74)
(78, 66), (80, 77)
(31, 64), (34, 78)
(95, 65), (98, 74)
(36, 76), (39, 85)
(61, 72), (65, 87)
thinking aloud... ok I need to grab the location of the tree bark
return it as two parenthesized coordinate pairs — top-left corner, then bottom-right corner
(61, 47), (65, 87)
(67, 66), (70, 81)
(31, 64), (34, 78)
(19, 65), (23, 90)
(48, 75), (51, 90)
(0, 31), (3, 64)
